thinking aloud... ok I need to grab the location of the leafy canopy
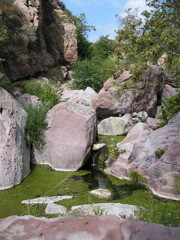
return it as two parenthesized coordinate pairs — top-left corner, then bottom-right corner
(116, 0), (180, 80)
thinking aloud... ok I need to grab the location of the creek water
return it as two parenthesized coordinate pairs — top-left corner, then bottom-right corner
(71, 146), (141, 201)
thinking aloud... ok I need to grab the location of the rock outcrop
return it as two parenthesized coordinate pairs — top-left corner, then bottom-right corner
(92, 65), (165, 118)
(34, 102), (97, 171)
(0, 0), (77, 81)
(105, 113), (180, 200)
(0, 215), (180, 240)
(0, 88), (30, 190)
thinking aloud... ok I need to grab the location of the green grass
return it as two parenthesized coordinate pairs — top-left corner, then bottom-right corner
(0, 165), (91, 219)
(0, 165), (179, 227)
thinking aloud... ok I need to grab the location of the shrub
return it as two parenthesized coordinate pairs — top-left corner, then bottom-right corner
(24, 105), (48, 149)
(92, 206), (107, 216)
(155, 148), (164, 158)
(22, 82), (59, 110)
(158, 92), (180, 124)
(129, 170), (145, 186)
(71, 56), (116, 92)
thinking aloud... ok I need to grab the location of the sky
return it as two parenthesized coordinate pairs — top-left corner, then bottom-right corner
(63, 0), (148, 42)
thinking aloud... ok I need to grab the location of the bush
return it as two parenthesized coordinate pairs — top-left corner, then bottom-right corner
(24, 105), (48, 149)
(22, 82), (59, 110)
(158, 92), (180, 124)
(71, 56), (116, 92)
(155, 148), (164, 158)
(129, 170), (145, 186)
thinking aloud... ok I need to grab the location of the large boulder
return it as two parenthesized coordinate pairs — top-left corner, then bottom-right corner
(61, 87), (97, 106)
(162, 84), (178, 100)
(98, 114), (133, 135)
(71, 203), (137, 218)
(34, 102), (97, 171)
(92, 65), (165, 118)
(0, 215), (180, 240)
(1, 0), (77, 81)
(15, 93), (42, 108)
(105, 113), (180, 200)
(0, 88), (30, 190)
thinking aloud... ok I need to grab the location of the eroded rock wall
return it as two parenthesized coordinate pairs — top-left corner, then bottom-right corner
(0, 0), (77, 81)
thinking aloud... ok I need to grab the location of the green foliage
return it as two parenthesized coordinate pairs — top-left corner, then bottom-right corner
(155, 148), (165, 158)
(24, 105), (48, 148)
(91, 35), (115, 59)
(134, 203), (180, 227)
(174, 176), (180, 194)
(158, 92), (180, 123)
(40, 84), (59, 110)
(71, 56), (116, 92)
(0, 25), (8, 46)
(116, 0), (180, 80)
(22, 82), (59, 110)
(92, 206), (107, 216)
(24, 204), (43, 217)
(129, 170), (145, 186)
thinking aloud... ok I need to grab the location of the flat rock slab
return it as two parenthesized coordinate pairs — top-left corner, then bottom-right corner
(90, 188), (111, 199)
(1, 215), (179, 240)
(71, 203), (138, 218)
(45, 203), (67, 215)
(22, 196), (73, 204)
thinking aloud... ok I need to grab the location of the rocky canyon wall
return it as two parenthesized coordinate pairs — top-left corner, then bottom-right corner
(0, 0), (77, 82)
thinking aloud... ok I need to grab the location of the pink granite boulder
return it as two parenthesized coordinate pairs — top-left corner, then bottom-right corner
(162, 84), (178, 100)
(105, 113), (180, 200)
(92, 65), (165, 118)
(0, 215), (179, 240)
(146, 117), (162, 130)
(0, 88), (30, 190)
(34, 102), (97, 171)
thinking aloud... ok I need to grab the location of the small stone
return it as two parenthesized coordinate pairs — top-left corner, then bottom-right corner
(132, 112), (137, 117)
(45, 203), (67, 215)
(92, 143), (106, 151)
(137, 111), (148, 121)
(90, 188), (111, 199)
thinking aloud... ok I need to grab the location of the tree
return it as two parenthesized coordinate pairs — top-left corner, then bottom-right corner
(116, 0), (180, 82)
(92, 35), (115, 59)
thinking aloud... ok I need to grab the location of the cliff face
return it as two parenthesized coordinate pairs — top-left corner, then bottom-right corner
(0, 0), (77, 82)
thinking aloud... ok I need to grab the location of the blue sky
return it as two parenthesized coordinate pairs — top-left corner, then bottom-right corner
(63, 0), (148, 42)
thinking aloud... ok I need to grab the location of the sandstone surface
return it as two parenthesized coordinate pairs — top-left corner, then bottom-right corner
(98, 114), (133, 135)
(0, 215), (179, 240)
(45, 203), (68, 215)
(93, 65), (165, 118)
(0, 88), (30, 190)
(105, 113), (180, 200)
(1, 0), (77, 81)
(90, 189), (112, 199)
(22, 196), (73, 204)
(15, 93), (42, 108)
(61, 87), (97, 106)
(34, 102), (97, 171)
(71, 203), (137, 218)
